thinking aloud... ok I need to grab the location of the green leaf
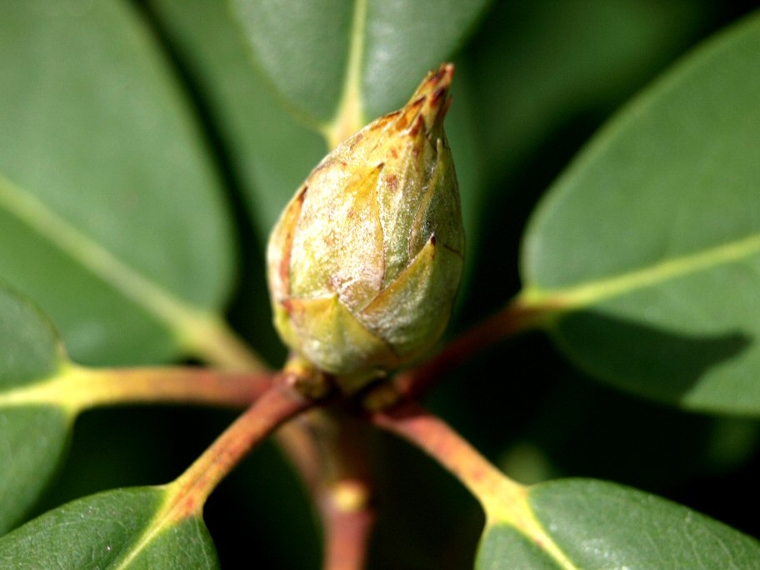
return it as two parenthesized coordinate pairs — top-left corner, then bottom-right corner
(230, 0), (352, 124)
(478, 525), (558, 569)
(477, 479), (760, 569)
(148, 1), (486, 280)
(461, 0), (712, 186)
(147, 0), (326, 244)
(149, 1), (488, 334)
(0, 0), (235, 366)
(230, 0), (490, 126)
(520, 12), (760, 413)
(0, 285), (71, 535)
(0, 487), (218, 568)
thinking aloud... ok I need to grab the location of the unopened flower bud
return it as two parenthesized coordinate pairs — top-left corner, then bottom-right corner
(267, 63), (464, 387)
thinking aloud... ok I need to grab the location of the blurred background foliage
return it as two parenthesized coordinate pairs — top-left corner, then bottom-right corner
(24, 1), (760, 568)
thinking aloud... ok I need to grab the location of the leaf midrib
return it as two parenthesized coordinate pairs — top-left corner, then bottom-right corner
(522, 233), (760, 311)
(321, 0), (368, 148)
(486, 490), (580, 570)
(0, 172), (214, 351)
(110, 486), (190, 570)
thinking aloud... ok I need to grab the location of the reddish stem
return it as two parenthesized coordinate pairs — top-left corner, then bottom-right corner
(321, 478), (375, 570)
(306, 411), (377, 570)
(371, 400), (580, 570)
(169, 375), (314, 517)
(78, 367), (274, 410)
(369, 399), (520, 506)
(394, 300), (547, 399)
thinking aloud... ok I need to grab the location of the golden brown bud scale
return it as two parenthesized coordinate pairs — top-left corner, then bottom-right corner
(267, 63), (464, 388)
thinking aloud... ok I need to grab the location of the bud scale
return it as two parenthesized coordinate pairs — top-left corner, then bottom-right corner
(267, 64), (465, 387)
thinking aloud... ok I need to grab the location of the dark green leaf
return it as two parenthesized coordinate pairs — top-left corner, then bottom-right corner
(531, 479), (760, 568)
(148, 0), (326, 244)
(359, 0), (490, 118)
(521, 12), (760, 413)
(477, 525), (559, 569)
(0, 0), (235, 366)
(149, 1), (487, 327)
(0, 285), (72, 535)
(0, 487), (218, 568)
(230, 0), (353, 124)
(461, 0), (713, 186)
(230, 0), (490, 124)
(0, 408), (70, 538)
(0, 283), (63, 390)
(432, 0), (714, 313)
(477, 479), (760, 569)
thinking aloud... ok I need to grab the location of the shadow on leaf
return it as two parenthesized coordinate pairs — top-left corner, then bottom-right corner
(552, 310), (752, 408)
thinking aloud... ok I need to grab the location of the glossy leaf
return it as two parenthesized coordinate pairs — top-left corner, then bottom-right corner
(0, 285), (72, 535)
(478, 525), (557, 569)
(151, 0), (483, 253)
(457, 0), (713, 268)
(148, 0), (486, 325)
(0, 487), (218, 568)
(521, 12), (760, 413)
(148, 0), (326, 244)
(0, 0), (235, 365)
(461, 0), (712, 186)
(477, 479), (760, 569)
(230, 0), (490, 125)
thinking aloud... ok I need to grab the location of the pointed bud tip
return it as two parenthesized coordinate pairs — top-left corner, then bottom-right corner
(417, 63), (455, 97)
(405, 63), (455, 134)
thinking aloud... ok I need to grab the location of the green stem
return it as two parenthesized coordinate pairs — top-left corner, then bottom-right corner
(0, 364), (273, 414)
(165, 376), (313, 518)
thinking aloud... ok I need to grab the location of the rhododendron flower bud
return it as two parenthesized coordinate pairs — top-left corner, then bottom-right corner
(267, 63), (464, 386)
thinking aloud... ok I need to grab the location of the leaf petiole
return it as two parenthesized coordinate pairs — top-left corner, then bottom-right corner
(0, 364), (273, 414)
(164, 375), (314, 518)
(101, 377), (313, 568)
(394, 296), (556, 397)
(369, 399), (575, 569)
